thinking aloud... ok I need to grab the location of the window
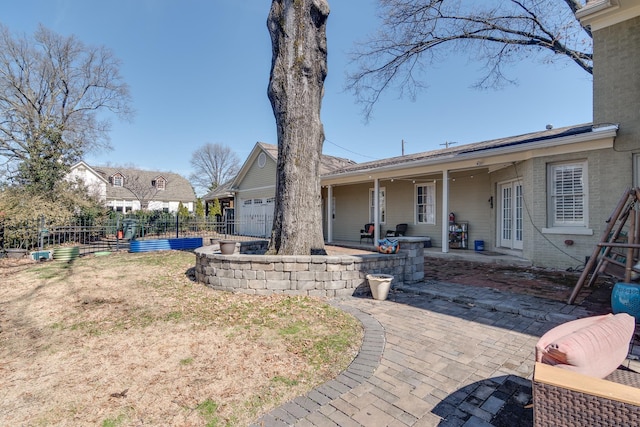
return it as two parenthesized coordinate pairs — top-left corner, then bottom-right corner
(416, 183), (436, 224)
(258, 152), (267, 168)
(369, 187), (386, 224)
(154, 178), (166, 190)
(548, 161), (587, 227)
(113, 175), (123, 187)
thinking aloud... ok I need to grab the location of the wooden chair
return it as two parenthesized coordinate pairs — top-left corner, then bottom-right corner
(360, 223), (374, 244)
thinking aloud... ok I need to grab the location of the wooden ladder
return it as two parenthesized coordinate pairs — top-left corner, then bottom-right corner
(568, 187), (640, 304)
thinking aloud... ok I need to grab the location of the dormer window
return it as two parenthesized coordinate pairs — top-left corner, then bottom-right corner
(112, 174), (124, 187)
(152, 177), (166, 190)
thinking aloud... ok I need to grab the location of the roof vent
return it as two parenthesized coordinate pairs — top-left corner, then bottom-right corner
(546, 124), (553, 130)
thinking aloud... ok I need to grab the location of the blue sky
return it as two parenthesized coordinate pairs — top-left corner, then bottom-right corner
(3, 0), (592, 192)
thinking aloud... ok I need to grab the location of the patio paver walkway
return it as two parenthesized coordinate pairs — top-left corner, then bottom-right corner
(252, 281), (616, 426)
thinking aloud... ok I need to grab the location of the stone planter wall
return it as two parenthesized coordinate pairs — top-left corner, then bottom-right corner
(194, 237), (426, 298)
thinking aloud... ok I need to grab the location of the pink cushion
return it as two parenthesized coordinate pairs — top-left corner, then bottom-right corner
(535, 313), (635, 378)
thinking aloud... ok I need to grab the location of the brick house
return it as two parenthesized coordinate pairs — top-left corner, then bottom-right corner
(319, 0), (639, 269)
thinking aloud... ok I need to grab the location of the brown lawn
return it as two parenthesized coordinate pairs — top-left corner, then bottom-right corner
(0, 251), (363, 426)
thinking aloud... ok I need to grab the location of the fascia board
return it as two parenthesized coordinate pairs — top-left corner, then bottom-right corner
(577, 0), (640, 30)
(71, 161), (110, 184)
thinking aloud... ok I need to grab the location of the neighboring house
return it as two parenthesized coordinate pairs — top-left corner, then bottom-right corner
(202, 180), (235, 219)
(68, 162), (196, 213)
(204, 142), (354, 237)
(321, 0), (639, 269)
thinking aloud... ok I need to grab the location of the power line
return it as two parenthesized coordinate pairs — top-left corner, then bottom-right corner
(324, 138), (378, 160)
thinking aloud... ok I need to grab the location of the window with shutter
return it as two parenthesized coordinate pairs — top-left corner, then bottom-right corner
(549, 162), (587, 227)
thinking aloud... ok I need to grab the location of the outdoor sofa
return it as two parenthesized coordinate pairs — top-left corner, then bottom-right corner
(532, 313), (640, 426)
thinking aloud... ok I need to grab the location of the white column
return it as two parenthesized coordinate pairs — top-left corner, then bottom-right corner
(327, 185), (333, 243)
(374, 178), (380, 243)
(441, 170), (449, 253)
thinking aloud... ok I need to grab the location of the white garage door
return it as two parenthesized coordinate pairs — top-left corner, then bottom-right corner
(239, 198), (275, 237)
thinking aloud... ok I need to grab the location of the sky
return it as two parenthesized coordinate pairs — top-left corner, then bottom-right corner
(2, 0), (593, 195)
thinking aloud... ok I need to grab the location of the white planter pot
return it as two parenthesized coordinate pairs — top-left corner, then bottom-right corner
(366, 274), (394, 301)
(219, 240), (237, 255)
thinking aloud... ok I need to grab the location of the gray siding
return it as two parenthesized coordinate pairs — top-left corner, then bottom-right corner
(331, 183), (370, 242)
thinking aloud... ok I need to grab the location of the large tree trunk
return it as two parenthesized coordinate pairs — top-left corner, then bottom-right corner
(266, 0), (330, 255)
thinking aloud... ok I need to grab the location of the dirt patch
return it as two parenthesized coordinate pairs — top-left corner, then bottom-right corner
(0, 251), (362, 426)
(424, 258), (615, 315)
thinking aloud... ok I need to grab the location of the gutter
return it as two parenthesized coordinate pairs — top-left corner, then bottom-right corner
(575, 0), (618, 20)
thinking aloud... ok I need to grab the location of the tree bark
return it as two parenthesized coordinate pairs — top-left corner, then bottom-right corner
(266, 0), (330, 255)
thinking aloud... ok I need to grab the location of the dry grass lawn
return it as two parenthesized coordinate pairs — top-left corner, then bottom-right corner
(0, 251), (363, 426)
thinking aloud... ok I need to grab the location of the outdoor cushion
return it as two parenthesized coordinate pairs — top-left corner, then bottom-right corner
(535, 313), (635, 378)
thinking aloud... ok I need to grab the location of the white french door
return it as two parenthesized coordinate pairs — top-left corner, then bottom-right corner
(498, 181), (524, 250)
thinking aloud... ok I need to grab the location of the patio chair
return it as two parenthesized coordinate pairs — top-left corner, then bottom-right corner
(385, 223), (408, 237)
(532, 313), (640, 426)
(360, 223), (374, 244)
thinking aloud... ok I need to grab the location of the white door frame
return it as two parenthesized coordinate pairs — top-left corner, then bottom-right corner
(498, 180), (524, 250)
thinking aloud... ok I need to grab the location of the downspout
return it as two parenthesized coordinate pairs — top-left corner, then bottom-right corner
(442, 169), (450, 253)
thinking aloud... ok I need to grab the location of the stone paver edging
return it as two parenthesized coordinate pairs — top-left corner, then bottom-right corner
(251, 301), (385, 426)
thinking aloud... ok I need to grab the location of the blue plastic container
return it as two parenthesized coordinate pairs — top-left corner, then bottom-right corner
(611, 282), (640, 322)
(474, 240), (484, 251)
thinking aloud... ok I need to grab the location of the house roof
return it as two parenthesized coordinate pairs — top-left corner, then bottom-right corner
(222, 142), (356, 197)
(202, 179), (234, 201)
(322, 123), (618, 181)
(256, 142), (356, 175)
(91, 165), (196, 202)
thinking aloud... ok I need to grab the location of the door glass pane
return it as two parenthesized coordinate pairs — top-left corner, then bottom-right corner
(515, 184), (523, 242)
(502, 187), (512, 240)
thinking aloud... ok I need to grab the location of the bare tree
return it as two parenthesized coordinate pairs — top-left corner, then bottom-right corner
(347, 0), (593, 118)
(267, 0), (330, 255)
(0, 24), (133, 191)
(189, 143), (240, 194)
(121, 171), (163, 211)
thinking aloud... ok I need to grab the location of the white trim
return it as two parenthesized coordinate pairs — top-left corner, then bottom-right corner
(236, 184), (276, 192)
(577, 0), (640, 31)
(542, 227), (594, 236)
(414, 182), (436, 225)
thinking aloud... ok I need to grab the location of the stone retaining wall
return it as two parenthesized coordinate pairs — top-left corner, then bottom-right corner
(194, 238), (426, 298)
